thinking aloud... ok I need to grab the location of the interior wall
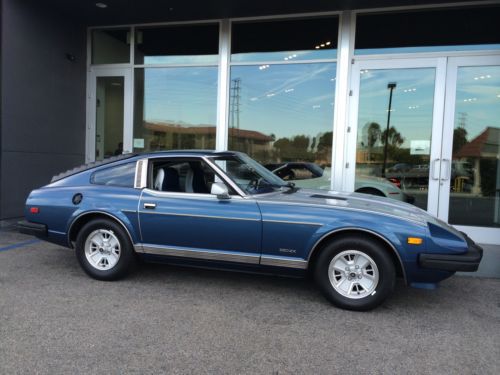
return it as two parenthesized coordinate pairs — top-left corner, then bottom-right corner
(0, 0), (87, 219)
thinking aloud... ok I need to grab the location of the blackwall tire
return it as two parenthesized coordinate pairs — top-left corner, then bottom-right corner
(314, 235), (396, 311)
(75, 218), (136, 281)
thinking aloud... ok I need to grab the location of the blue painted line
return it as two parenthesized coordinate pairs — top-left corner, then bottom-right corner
(0, 239), (41, 252)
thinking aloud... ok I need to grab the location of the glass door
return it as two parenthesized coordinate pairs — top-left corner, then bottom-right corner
(439, 55), (500, 243)
(347, 58), (446, 214)
(87, 68), (133, 162)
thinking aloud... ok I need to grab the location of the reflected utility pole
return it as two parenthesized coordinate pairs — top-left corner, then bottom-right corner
(230, 78), (241, 149)
(382, 82), (397, 177)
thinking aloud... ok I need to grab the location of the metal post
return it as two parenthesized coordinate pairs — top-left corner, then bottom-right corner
(382, 82), (396, 177)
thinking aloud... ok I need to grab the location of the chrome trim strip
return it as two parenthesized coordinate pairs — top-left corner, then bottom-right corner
(138, 210), (260, 221)
(142, 188), (244, 200)
(121, 209), (137, 214)
(307, 227), (407, 284)
(67, 211), (135, 249)
(260, 255), (308, 269)
(135, 243), (260, 264)
(48, 230), (66, 235)
(263, 219), (322, 226)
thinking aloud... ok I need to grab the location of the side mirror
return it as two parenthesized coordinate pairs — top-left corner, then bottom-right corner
(211, 182), (231, 200)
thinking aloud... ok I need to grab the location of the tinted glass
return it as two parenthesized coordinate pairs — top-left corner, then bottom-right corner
(356, 7), (500, 54)
(448, 65), (500, 227)
(133, 67), (218, 152)
(91, 163), (136, 187)
(232, 17), (338, 62)
(228, 63), (336, 173)
(92, 29), (130, 64)
(135, 24), (219, 65)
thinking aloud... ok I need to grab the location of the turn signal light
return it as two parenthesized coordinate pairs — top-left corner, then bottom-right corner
(30, 207), (39, 214)
(407, 237), (423, 245)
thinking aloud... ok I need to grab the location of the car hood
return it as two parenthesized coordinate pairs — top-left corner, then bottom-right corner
(255, 188), (429, 225)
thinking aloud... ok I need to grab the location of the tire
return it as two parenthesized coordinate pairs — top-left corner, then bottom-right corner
(314, 235), (396, 311)
(75, 218), (136, 281)
(356, 188), (385, 197)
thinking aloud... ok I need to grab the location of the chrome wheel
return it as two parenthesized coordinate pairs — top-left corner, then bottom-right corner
(84, 229), (121, 271)
(328, 250), (379, 299)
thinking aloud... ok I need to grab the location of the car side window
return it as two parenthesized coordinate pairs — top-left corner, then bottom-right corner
(90, 162), (136, 188)
(150, 159), (234, 195)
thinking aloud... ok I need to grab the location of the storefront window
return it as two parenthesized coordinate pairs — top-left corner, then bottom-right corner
(133, 67), (218, 152)
(228, 63), (336, 180)
(134, 24), (219, 65)
(448, 66), (500, 227)
(355, 7), (500, 55)
(91, 29), (130, 64)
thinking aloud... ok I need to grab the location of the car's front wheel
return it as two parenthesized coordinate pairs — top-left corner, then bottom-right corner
(314, 235), (396, 311)
(75, 218), (136, 281)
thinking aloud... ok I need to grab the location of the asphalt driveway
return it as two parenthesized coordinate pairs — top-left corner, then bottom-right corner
(1, 227), (499, 374)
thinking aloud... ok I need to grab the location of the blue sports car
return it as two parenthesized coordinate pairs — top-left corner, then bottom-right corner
(19, 151), (482, 311)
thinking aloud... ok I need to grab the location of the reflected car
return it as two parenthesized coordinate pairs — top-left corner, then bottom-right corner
(19, 151), (482, 311)
(266, 162), (415, 203)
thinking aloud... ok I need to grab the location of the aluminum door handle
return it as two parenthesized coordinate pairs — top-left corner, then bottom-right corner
(431, 158), (440, 180)
(144, 203), (156, 209)
(441, 159), (451, 181)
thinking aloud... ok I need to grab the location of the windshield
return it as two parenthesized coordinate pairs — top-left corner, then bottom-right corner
(209, 153), (290, 195)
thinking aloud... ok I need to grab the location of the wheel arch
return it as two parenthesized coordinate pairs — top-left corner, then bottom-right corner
(355, 187), (386, 197)
(307, 228), (406, 284)
(67, 211), (136, 249)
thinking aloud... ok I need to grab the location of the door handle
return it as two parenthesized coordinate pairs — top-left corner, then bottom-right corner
(431, 158), (440, 180)
(144, 203), (156, 209)
(441, 159), (451, 181)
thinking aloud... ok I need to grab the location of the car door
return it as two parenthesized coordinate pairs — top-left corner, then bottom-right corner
(137, 157), (262, 264)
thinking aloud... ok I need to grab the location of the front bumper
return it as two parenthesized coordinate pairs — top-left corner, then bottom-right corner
(419, 235), (483, 272)
(18, 220), (47, 238)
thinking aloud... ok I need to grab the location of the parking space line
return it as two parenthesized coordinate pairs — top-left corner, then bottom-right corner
(0, 239), (41, 252)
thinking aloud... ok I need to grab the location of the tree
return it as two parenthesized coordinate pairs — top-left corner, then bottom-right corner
(381, 126), (404, 147)
(367, 122), (381, 148)
(453, 126), (468, 152)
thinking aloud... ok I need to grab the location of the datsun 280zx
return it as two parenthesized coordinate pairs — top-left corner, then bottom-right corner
(19, 151), (483, 311)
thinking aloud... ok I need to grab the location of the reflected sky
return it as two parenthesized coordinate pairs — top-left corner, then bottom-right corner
(357, 68), (435, 149)
(142, 67), (218, 126)
(229, 63), (336, 139)
(454, 66), (500, 138)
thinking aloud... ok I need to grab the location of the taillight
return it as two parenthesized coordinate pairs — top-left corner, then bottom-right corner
(387, 178), (401, 189)
(30, 207), (39, 214)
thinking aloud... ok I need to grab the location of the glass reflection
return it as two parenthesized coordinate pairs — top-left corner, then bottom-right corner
(449, 66), (500, 227)
(355, 68), (436, 208)
(228, 63), (336, 172)
(133, 67), (218, 152)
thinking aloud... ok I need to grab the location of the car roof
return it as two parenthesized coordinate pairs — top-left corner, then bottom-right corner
(50, 150), (242, 182)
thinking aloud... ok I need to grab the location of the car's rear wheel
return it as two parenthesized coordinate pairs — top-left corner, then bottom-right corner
(314, 236), (396, 311)
(75, 218), (135, 280)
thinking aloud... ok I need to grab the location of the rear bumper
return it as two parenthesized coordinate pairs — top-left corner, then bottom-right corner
(419, 235), (483, 272)
(18, 220), (47, 238)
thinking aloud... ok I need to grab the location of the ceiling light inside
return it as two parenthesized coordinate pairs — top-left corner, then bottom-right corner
(95, 2), (108, 8)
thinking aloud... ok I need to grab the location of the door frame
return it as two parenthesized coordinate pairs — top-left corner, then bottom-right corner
(86, 67), (133, 163)
(439, 54), (500, 244)
(346, 57), (447, 216)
